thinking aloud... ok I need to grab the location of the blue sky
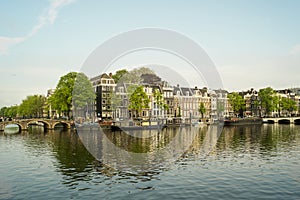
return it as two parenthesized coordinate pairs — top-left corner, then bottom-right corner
(1, 0), (300, 107)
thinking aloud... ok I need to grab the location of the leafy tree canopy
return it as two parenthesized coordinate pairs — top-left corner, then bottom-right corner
(128, 85), (150, 117)
(258, 87), (276, 116)
(49, 72), (95, 118)
(116, 67), (155, 84)
(112, 69), (128, 83)
(198, 102), (206, 118)
(18, 95), (46, 118)
(278, 97), (297, 115)
(153, 88), (168, 110)
(49, 72), (77, 115)
(0, 105), (19, 118)
(228, 92), (245, 116)
(73, 72), (96, 109)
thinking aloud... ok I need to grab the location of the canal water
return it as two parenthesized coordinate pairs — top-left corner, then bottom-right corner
(1, 124), (300, 199)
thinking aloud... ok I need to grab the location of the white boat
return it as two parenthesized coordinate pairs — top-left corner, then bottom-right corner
(192, 121), (206, 127)
(4, 124), (20, 134)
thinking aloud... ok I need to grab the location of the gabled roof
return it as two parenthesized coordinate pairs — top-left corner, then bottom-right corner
(90, 73), (113, 82)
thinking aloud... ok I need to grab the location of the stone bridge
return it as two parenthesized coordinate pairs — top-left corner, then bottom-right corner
(263, 117), (300, 124)
(0, 119), (72, 131)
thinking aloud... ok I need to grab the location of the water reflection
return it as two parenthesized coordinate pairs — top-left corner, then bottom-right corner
(1, 124), (300, 199)
(218, 124), (300, 158)
(49, 130), (95, 182)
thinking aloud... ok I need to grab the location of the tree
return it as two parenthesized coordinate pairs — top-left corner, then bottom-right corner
(73, 72), (96, 118)
(110, 91), (122, 119)
(217, 99), (225, 118)
(9, 106), (18, 118)
(228, 92), (245, 117)
(18, 95), (46, 118)
(177, 106), (182, 117)
(48, 72), (77, 118)
(112, 69), (128, 83)
(0, 105), (19, 118)
(280, 97), (297, 116)
(258, 87), (276, 116)
(128, 85), (150, 118)
(153, 88), (168, 110)
(0, 107), (8, 118)
(198, 102), (206, 119)
(117, 67), (155, 84)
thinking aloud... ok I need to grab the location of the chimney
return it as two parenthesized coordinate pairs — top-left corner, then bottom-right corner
(109, 72), (112, 78)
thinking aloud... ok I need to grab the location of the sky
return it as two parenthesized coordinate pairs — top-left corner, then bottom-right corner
(1, 0), (300, 107)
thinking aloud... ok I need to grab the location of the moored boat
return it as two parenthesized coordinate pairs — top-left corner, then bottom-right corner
(224, 117), (262, 126)
(111, 119), (166, 131)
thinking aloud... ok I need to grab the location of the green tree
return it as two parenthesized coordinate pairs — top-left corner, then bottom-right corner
(228, 92), (245, 117)
(177, 106), (181, 117)
(18, 95), (46, 118)
(153, 88), (168, 110)
(6, 105), (19, 118)
(0, 105), (19, 118)
(280, 97), (297, 116)
(198, 102), (206, 119)
(73, 72), (96, 118)
(128, 85), (150, 118)
(0, 107), (8, 118)
(49, 72), (77, 118)
(112, 69), (128, 83)
(258, 87), (276, 116)
(117, 67), (155, 84)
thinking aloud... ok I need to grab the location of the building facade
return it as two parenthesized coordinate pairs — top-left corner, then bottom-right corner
(90, 73), (116, 120)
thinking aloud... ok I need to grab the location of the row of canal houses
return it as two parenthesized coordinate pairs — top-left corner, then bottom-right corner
(90, 73), (231, 122)
(242, 88), (300, 117)
(47, 73), (300, 120)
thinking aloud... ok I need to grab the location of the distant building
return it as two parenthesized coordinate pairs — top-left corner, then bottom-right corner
(90, 73), (116, 120)
(173, 85), (211, 123)
(114, 82), (130, 119)
(162, 81), (174, 119)
(210, 89), (229, 120)
(242, 88), (260, 117)
(89, 71), (234, 122)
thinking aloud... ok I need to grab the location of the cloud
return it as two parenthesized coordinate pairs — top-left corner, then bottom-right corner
(290, 44), (300, 55)
(0, 36), (25, 54)
(0, 0), (74, 54)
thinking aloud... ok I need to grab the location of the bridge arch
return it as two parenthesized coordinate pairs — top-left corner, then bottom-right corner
(27, 120), (51, 130)
(52, 121), (70, 129)
(294, 119), (300, 125)
(5, 123), (23, 132)
(278, 119), (291, 124)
